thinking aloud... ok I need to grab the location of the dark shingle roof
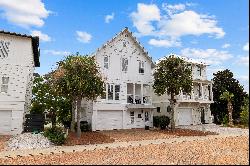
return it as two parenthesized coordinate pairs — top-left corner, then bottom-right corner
(0, 30), (40, 67)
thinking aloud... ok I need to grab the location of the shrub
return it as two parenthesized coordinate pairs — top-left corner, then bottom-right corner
(222, 114), (229, 126)
(74, 121), (91, 132)
(153, 116), (160, 127)
(43, 127), (66, 145)
(153, 116), (170, 129)
(240, 109), (249, 126)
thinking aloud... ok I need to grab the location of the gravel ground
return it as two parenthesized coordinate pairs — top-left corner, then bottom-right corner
(178, 124), (249, 136)
(0, 136), (10, 152)
(101, 128), (217, 142)
(5, 133), (53, 151)
(0, 135), (248, 165)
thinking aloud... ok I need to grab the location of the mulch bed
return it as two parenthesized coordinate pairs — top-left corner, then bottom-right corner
(64, 131), (115, 146)
(0, 135), (11, 152)
(157, 128), (219, 136)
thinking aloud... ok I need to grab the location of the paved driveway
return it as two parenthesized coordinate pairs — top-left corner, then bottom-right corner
(177, 123), (249, 136)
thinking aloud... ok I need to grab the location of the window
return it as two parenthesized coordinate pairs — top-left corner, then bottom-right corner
(198, 84), (202, 97)
(157, 107), (161, 113)
(138, 114), (142, 118)
(122, 58), (128, 72)
(115, 85), (120, 100)
(101, 83), (106, 99)
(197, 65), (201, 76)
(139, 61), (144, 74)
(130, 111), (134, 124)
(1, 77), (9, 93)
(167, 106), (171, 112)
(104, 56), (109, 69)
(108, 84), (113, 100)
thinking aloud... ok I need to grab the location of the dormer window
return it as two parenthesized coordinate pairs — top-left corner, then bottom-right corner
(139, 61), (144, 74)
(1, 76), (9, 93)
(104, 55), (109, 69)
(122, 58), (128, 72)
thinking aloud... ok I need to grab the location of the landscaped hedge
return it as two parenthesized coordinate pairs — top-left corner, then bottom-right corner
(153, 116), (170, 129)
(43, 127), (66, 145)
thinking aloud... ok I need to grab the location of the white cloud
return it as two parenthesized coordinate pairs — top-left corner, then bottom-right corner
(238, 75), (249, 82)
(105, 12), (114, 23)
(236, 55), (249, 66)
(243, 42), (249, 51)
(0, 0), (50, 28)
(222, 43), (230, 48)
(148, 38), (181, 47)
(43, 50), (71, 56)
(30, 30), (51, 42)
(130, 3), (225, 48)
(130, 3), (161, 35)
(158, 10), (225, 39)
(76, 31), (92, 43)
(162, 3), (185, 15)
(180, 48), (232, 65)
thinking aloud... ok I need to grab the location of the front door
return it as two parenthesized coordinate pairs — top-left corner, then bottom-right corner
(200, 108), (205, 124)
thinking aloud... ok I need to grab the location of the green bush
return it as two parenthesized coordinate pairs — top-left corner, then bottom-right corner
(153, 116), (160, 127)
(240, 109), (249, 126)
(43, 127), (66, 145)
(74, 121), (91, 132)
(153, 116), (170, 129)
(222, 114), (229, 126)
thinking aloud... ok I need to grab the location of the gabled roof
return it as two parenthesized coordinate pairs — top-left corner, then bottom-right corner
(0, 30), (40, 67)
(92, 27), (156, 67)
(155, 54), (209, 67)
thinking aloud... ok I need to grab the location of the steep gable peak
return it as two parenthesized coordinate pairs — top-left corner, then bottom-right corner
(94, 27), (155, 67)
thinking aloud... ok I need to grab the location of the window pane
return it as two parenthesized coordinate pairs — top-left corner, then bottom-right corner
(115, 85), (120, 100)
(2, 77), (9, 84)
(104, 56), (109, 69)
(122, 58), (128, 71)
(1, 85), (8, 93)
(108, 84), (113, 100)
(101, 83), (106, 99)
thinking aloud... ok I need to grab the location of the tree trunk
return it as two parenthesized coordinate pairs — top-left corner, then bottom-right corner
(76, 98), (82, 138)
(70, 100), (76, 132)
(170, 93), (175, 130)
(228, 102), (233, 126)
(51, 110), (56, 128)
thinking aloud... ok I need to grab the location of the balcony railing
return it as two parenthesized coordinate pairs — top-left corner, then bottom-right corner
(127, 94), (152, 104)
(177, 93), (212, 102)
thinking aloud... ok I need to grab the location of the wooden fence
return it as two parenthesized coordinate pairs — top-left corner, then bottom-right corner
(24, 114), (45, 132)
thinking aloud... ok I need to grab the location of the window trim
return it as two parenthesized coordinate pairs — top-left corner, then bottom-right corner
(1, 76), (9, 93)
(122, 57), (128, 72)
(104, 55), (109, 69)
(139, 60), (145, 74)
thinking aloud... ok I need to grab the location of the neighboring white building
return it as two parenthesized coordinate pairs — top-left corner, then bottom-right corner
(0, 31), (40, 135)
(79, 27), (156, 131)
(152, 56), (214, 126)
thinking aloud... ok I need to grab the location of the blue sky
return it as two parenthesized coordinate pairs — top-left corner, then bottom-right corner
(0, 0), (249, 92)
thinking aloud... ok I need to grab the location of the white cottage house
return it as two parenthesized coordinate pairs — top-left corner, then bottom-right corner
(0, 31), (40, 135)
(152, 57), (214, 126)
(79, 27), (156, 131)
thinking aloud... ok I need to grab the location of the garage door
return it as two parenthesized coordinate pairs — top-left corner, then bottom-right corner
(0, 110), (11, 134)
(96, 110), (123, 130)
(177, 108), (192, 126)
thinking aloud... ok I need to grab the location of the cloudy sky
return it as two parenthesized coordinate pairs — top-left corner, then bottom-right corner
(0, 0), (249, 92)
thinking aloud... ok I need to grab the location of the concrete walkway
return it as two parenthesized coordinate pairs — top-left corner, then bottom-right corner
(0, 133), (246, 159)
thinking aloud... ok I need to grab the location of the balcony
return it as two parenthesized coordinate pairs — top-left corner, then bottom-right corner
(127, 83), (152, 105)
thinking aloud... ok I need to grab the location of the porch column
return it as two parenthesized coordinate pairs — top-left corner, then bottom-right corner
(141, 84), (144, 104)
(133, 83), (135, 103)
(191, 86), (194, 100)
(200, 83), (204, 99)
(92, 110), (97, 131)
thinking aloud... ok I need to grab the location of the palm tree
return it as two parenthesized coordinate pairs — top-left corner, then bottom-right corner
(220, 91), (234, 125)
